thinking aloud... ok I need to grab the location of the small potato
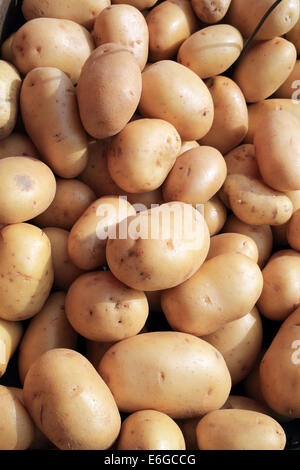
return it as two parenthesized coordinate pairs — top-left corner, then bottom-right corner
(77, 43), (142, 139)
(0, 133), (39, 159)
(117, 410), (186, 450)
(162, 146), (227, 205)
(99, 331), (231, 418)
(1, 33), (15, 62)
(107, 119), (181, 193)
(233, 38), (297, 103)
(139, 60), (214, 141)
(287, 209), (300, 251)
(93, 4), (149, 70)
(203, 196), (227, 236)
(222, 395), (270, 415)
(0, 319), (23, 377)
(202, 308), (263, 385)
(207, 233), (259, 263)
(0, 61), (21, 140)
(177, 25), (243, 79)
(21, 67), (88, 178)
(200, 76), (248, 154)
(23, 349), (121, 450)
(196, 409), (286, 450)
(161, 253), (263, 336)
(68, 196), (136, 270)
(18, 292), (77, 385)
(275, 60), (300, 99)
(191, 0), (231, 23)
(34, 178), (96, 230)
(12, 18), (94, 84)
(0, 156), (56, 224)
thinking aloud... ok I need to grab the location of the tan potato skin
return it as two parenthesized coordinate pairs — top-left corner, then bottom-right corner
(162, 253), (263, 336)
(34, 178), (96, 230)
(0, 61), (21, 140)
(162, 146), (227, 205)
(260, 306), (300, 418)
(275, 60), (300, 99)
(21, 67), (88, 178)
(18, 292), (77, 385)
(207, 233), (259, 263)
(200, 76), (248, 154)
(179, 140), (199, 155)
(117, 410), (186, 450)
(224, 144), (260, 179)
(0, 133), (39, 159)
(112, 0), (158, 9)
(222, 395), (270, 415)
(203, 196), (227, 236)
(107, 119), (181, 193)
(0, 386), (35, 450)
(233, 38), (296, 103)
(93, 4), (149, 70)
(68, 196), (136, 271)
(286, 14), (300, 54)
(178, 25), (243, 79)
(287, 209), (300, 251)
(196, 409), (286, 450)
(1, 33), (15, 62)
(99, 331), (231, 418)
(12, 18), (94, 84)
(0, 223), (53, 321)
(77, 43), (142, 139)
(0, 319), (23, 377)
(23, 349), (121, 450)
(139, 60), (214, 141)
(191, 0), (231, 23)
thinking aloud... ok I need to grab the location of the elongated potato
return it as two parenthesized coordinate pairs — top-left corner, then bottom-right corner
(224, 144), (260, 179)
(21, 67), (88, 178)
(0, 319), (23, 377)
(191, 0), (231, 23)
(0, 133), (39, 159)
(207, 233), (259, 263)
(0, 61), (21, 140)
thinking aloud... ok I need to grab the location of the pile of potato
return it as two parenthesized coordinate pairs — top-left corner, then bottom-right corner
(1, 0), (300, 451)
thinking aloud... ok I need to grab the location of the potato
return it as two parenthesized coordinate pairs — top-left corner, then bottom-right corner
(196, 409), (286, 450)
(254, 110), (300, 192)
(22, 0), (110, 29)
(222, 395), (270, 415)
(0, 156), (56, 224)
(112, 0), (158, 9)
(0, 386), (35, 450)
(0, 61), (21, 140)
(178, 25), (243, 79)
(207, 233), (259, 263)
(68, 196), (136, 271)
(117, 410), (186, 450)
(12, 18), (94, 84)
(146, 0), (197, 62)
(99, 331), (231, 418)
(286, 14), (300, 54)
(203, 196), (227, 236)
(233, 38), (296, 103)
(224, 144), (260, 180)
(275, 60), (300, 99)
(161, 253), (263, 336)
(77, 43), (142, 139)
(23, 349), (121, 449)
(18, 292), (77, 385)
(93, 4), (149, 70)
(106, 202), (210, 291)
(222, 215), (273, 268)
(179, 140), (199, 155)
(226, 0), (299, 40)
(287, 209), (300, 251)
(43, 228), (83, 290)
(191, 0), (231, 23)
(0, 133), (39, 159)
(202, 308), (263, 385)
(21, 67), (88, 178)
(0, 319), (23, 377)
(34, 178), (96, 230)
(1, 33), (15, 62)
(0, 223), (53, 321)
(139, 60), (214, 141)
(107, 118), (181, 193)
(162, 146), (227, 205)
(260, 306), (300, 418)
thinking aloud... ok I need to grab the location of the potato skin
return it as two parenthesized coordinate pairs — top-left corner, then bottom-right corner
(222, 395), (270, 415)
(23, 348), (121, 450)
(203, 196), (227, 236)
(196, 409), (286, 450)
(191, 0), (231, 23)
(0, 319), (23, 377)
(0, 61), (21, 140)
(99, 331), (231, 418)
(21, 67), (88, 178)
(0, 133), (39, 159)
(275, 60), (300, 99)
(18, 292), (77, 385)
(207, 233), (259, 263)
(287, 209), (300, 251)
(1, 33), (15, 62)
(117, 410), (186, 450)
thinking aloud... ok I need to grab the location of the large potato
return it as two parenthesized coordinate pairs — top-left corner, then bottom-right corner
(0, 61), (21, 140)
(207, 233), (259, 263)
(21, 67), (88, 178)
(191, 0), (231, 23)
(203, 196), (227, 236)
(12, 18), (94, 84)
(0, 156), (56, 224)
(0, 223), (53, 321)
(161, 253), (263, 336)
(99, 331), (231, 418)
(0, 319), (23, 377)
(0, 133), (38, 159)
(23, 349), (121, 449)
(139, 60), (214, 141)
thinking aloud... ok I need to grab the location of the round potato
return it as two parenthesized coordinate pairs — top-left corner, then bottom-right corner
(18, 292), (77, 385)
(117, 410), (186, 450)
(162, 253), (263, 336)
(275, 60), (300, 99)
(203, 196), (227, 236)
(139, 60), (214, 141)
(0, 319), (23, 377)
(0, 60), (21, 140)
(23, 349), (121, 450)
(99, 331), (231, 418)
(191, 0), (231, 23)
(207, 233), (259, 263)
(0, 133), (39, 159)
